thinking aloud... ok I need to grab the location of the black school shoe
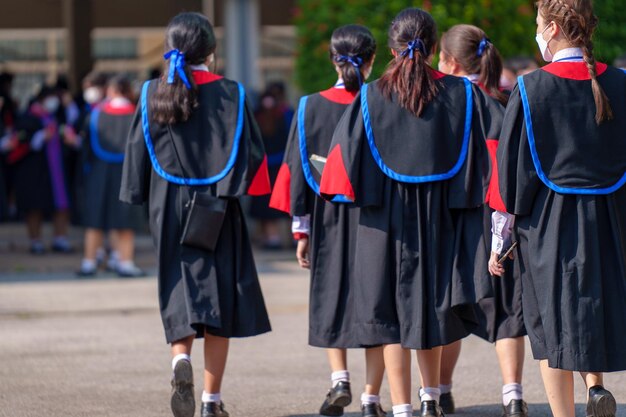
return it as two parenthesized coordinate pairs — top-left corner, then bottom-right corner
(502, 399), (528, 417)
(201, 402), (229, 417)
(320, 381), (352, 416)
(421, 400), (444, 417)
(171, 360), (195, 417)
(361, 402), (387, 417)
(439, 392), (455, 414)
(586, 385), (616, 417)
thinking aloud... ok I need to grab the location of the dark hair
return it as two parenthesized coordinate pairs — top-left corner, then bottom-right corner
(329, 25), (376, 93)
(440, 24), (508, 105)
(378, 8), (438, 117)
(83, 71), (108, 89)
(108, 75), (133, 101)
(504, 56), (539, 75)
(150, 12), (216, 125)
(537, 0), (612, 124)
(614, 53), (626, 69)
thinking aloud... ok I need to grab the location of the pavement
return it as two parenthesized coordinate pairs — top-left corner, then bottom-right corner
(0, 223), (625, 417)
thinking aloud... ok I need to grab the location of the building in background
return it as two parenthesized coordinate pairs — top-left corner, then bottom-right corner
(0, 0), (296, 107)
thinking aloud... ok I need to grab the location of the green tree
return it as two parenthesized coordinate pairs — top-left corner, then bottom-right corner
(294, 0), (626, 94)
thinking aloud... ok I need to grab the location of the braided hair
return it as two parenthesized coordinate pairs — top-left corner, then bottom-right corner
(537, 0), (612, 124)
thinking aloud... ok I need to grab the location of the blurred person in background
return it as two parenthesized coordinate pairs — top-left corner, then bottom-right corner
(12, 85), (81, 254)
(501, 56), (539, 90)
(614, 53), (626, 70)
(77, 75), (145, 278)
(249, 88), (291, 249)
(0, 72), (18, 221)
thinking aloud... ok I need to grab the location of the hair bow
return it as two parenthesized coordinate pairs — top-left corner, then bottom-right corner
(163, 49), (192, 89)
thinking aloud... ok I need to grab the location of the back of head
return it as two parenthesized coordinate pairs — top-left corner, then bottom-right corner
(378, 8), (438, 117)
(614, 54), (626, 70)
(107, 75), (133, 101)
(329, 25), (376, 93)
(441, 24), (507, 105)
(150, 12), (216, 125)
(504, 56), (539, 76)
(536, 0), (612, 124)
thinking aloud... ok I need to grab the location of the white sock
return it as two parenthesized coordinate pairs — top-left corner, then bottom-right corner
(81, 258), (96, 271)
(439, 383), (452, 394)
(117, 260), (137, 271)
(420, 387), (441, 403)
(171, 353), (191, 370)
(202, 391), (221, 404)
(331, 370), (350, 387)
(502, 383), (523, 405)
(392, 404), (412, 417)
(361, 393), (380, 405)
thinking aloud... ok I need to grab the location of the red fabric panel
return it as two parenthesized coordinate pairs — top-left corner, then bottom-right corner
(101, 103), (136, 115)
(541, 62), (608, 80)
(319, 144), (355, 201)
(247, 155), (271, 196)
(319, 87), (357, 104)
(485, 139), (507, 212)
(192, 71), (224, 85)
(269, 162), (292, 214)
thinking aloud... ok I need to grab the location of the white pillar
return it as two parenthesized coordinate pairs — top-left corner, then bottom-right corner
(224, 0), (260, 91)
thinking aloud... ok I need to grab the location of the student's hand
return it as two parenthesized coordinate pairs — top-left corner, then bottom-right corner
(62, 125), (80, 147)
(488, 251), (505, 277)
(296, 237), (310, 269)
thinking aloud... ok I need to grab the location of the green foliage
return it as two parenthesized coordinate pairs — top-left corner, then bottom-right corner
(294, 0), (626, 94)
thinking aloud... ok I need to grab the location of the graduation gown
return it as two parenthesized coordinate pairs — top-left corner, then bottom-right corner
(120, 71), (272, 343)
(81, 101), (144, 230)
(270, 86), (363, 348)
(471, 86), (526, 343)
(498, 62), (626, 371)
(320, 73), (492, 349)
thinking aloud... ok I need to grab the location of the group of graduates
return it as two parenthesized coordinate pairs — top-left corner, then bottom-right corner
(116, 1), (626, 417)
(0, 72), (145, 277)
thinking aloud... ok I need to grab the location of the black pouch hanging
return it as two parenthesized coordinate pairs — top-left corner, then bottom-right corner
(180, 191), (228, 252)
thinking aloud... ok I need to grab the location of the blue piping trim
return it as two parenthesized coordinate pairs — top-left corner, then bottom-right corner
(297, 96), (351, 203)
(140, 80), (245, 186)
(360, 78), (473, 183)
(518, 75), (626, 195)
(89, 108), (125, 163)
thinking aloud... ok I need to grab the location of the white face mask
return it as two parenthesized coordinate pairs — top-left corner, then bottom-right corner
(43, 96), (60, 114)
(83, 87), (103, 105)
(535, 25), (554, 62)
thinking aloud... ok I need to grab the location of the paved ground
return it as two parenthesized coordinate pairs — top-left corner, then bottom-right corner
(0, 223), (625, 417)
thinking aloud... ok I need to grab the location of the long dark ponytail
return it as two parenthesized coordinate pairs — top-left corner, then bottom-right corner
(378, 8), (439, 117)
(150, 12), (216, 125)
(440, 24), (508, 106)
(329, 25), (376, 93)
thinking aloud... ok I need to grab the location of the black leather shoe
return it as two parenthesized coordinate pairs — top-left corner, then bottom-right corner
(201, 402), (229, 417)
(586, 385), (616, 417)
(320, 381), (352, 416)
(439, 392), (455, 414)
(502, 399), (528, 417)
(170, 360), (195, 417)
(421, 400), (444, 417)
(361, 402), (387, 417)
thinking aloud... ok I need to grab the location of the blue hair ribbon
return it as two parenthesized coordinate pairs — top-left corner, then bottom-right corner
(400, 38), (427, 59)
(335, 55), (364, 86)
(477, 37), (491, 57)
(164, 49), (192, 89)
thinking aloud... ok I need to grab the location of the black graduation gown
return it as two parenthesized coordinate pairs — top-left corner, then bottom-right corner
(81, 102), (144, 230)
(270, 86), (363, 348)
(320, 73), (492, 349)
(120, 72), (272, 343)
(471, 86), (526, 343)
(498, 62), (626, 372)
(12, 109), (73, 215)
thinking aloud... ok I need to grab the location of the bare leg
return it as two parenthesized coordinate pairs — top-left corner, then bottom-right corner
(495, 337), (525, 385)
(171, 335), (195, 357)
(52, 209), (70, 237)
(26, 210), (43, 240)
(416, 347), (442, 389)
(112, 229), (135, 262)
(327, 348), (348, 372)
(440, 340), (462, 386)
(539, 360), (575, 417)
(83, 228), (104, 260)
(203, 331), (229, 393)
(365, 346), (385, 395)
(384, 344), (411, 405)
